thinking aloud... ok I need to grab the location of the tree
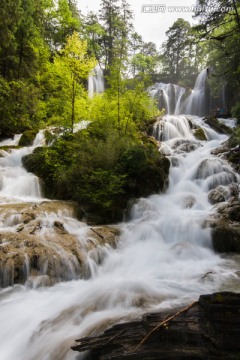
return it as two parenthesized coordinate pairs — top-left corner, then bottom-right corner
(193, 0), (240, 105)
(162, 18), (191, 83)
(99, 0), (133, 77)
(84, 12), (105, 63)
(0, 0), (22, 79)
(43, 32), (96, 131)
(52, 0), (82, 49)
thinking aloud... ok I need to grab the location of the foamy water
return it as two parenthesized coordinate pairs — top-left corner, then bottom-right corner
(0, 117), (239, 360)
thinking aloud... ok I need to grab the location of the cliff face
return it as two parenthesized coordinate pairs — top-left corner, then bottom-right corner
(72, 292), (240, 360)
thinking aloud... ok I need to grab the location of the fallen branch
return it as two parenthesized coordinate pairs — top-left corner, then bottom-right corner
(134, 301), (197, 351)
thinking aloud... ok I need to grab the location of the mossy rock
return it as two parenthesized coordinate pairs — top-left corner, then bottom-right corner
(194, 128), (207, 141)
(19, 129), (38, 146)
(204, 116), (232, 135)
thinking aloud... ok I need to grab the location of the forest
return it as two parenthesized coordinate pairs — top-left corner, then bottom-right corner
(1, 1), (240, 359)
(0, 0), (240, 221)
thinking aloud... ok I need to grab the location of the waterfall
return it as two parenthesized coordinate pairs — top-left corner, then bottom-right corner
(0, 134), (22, 146)
(0, 146), (42, 202)
(149, 69), (211, 117)
(149, 83), (186, 115)
(0, 114), (239, 360)
(88, 65), (105, 98)
(183, 69), (209, 116)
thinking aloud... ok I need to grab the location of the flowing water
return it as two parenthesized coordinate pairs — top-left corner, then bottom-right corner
(149, 83), (186, 115)
(88, 65), (105, 98)
(184, 69), (209, 116)
(149, 69), (210, 116)
(0, 116), (240, 360)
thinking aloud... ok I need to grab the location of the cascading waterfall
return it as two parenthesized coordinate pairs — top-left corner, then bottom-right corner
(88, 65), (105, 98)
(0, 113), (239, 359)
(0, 137), (42, 202)
(149, 83), (186, 115)
(149, 69), (210, 116)
(183, 69), (209, 116)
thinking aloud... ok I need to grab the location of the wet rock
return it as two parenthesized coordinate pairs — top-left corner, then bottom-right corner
(204, 116), (232, 135)
(208, 188), (226, 204)
(170, 156), (179, 167)
(53, 220), (67, 234)
(207, 184), (238, 205)
(194, 128), (207, 141)
(72, 292), (240, 360)
(207, 198), (240, 253)
(211, 138), (240, 174)
(18, 129), (39, 146)
(182, 195), (196, 208)
(0, 201), (120, 287)
(176, 142), (198, 153)
(217, 197), (240, 222)
(211, 221), (240, 253)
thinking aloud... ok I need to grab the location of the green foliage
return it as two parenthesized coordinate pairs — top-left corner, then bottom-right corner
(0, 77), (43, 134)
(41, 32), (96, 131)
(54, 0), (82, 48)
(88, 87), (160, 136)
(232, 102), (240, 125)
(23, 122), (169, 223)
(193, 0), (240, 107)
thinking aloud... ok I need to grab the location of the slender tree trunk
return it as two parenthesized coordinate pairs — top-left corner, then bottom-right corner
(71, 77), (76, 133)
(18, 34), (24, 79)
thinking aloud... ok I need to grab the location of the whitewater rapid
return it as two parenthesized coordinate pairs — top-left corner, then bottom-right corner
(0, 116), (239, 360)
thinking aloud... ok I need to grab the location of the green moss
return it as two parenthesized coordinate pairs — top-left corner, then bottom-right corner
(194, 128), (207, 141)
(0, 145), (21, 151)
(215, 293), (224, 302)
(19, 130), (38, 146)
(232, 102), (240, 126)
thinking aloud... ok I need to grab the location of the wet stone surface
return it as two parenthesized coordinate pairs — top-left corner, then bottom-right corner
(72, 292), (240, 360)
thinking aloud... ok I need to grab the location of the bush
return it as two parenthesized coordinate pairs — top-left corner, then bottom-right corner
(23, 122), (169, 224)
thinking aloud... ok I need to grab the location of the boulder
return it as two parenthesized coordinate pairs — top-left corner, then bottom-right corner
(207, 198), (240, 253)
(208, 184), (238, 205)
(204, 116), (232, 135)
(193, 128), (207, 141)
(211, 138), (240, 174)
(18, 129), (38, 146)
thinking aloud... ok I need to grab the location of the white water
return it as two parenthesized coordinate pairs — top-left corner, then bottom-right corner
(149, 69), (210, 116)
(0, 118), (240, 360)
(88, 65), (105, 98)
(0, 135), (43, 204)
(149, 83), (186, 115)
(183, 69), (209, 116)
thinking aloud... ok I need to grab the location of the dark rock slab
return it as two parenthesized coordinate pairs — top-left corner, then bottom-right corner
(204, 116), (232, 135)
(208, 198), (240, 253)
(72, 292), (240, 360)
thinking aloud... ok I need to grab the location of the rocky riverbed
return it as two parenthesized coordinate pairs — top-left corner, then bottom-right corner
(0, 200), (120, 287)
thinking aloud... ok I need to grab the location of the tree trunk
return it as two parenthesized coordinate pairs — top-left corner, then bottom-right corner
(71, 78), (76, 133)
